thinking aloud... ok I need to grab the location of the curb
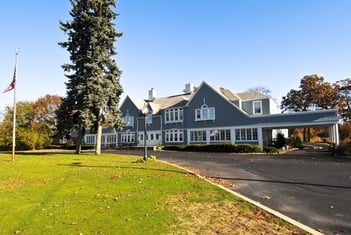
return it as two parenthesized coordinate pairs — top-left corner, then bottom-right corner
(161, 160), (323, 235)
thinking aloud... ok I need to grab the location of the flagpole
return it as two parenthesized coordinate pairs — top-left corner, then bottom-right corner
(11, 49), (19, 161)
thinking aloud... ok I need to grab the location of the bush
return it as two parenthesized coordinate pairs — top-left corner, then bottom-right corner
(163, 143), (263, 153)
(335, 140), (351, 155)
(66, 138), (75, 147)
(275, 133), (286, 148)
(263, 146), (280, 154)
(148, 155), (157, 161)
(234, 144), (262, 153)
(155, 144), (163, 151)
(287, 135), (303, 149)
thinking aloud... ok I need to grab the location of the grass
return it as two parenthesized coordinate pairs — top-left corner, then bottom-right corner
(0, 152), (306, 234)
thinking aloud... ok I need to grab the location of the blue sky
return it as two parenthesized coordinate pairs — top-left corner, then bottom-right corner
(0, 0), (350, 114)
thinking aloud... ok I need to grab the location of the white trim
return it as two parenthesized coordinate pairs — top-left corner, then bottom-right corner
(164, 129), (184, 143)
(121, 132), (135, 144)
(164, 107), (184, 124)
(195, 106), (216, 121)
(123, 115), (134, 127)
(253, 100), (262, 115)
(187, 127), (261, 145)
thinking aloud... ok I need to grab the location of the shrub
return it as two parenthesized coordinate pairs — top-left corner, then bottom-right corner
(134, 158), (145, 163)
(275, 133), (286, 148)
(234, 144), (262, 153)
(163, 143), (263, 153)
(155, 144), (163, 151)
(148, 155), (157, 161)
(66, 138), (75, 147)
(263, 146), (280, 154)
(335, 140), (351, 155)
(287, 135), (303, 149)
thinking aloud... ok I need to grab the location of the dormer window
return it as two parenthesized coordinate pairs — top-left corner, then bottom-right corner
(253, 101), (262, 115)
(195, 103), (215, 121)
(123, 114), (134, 127)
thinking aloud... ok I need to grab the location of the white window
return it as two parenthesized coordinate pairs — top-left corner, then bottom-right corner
(165, 129), (184, 143)
(85, 135), (96, 145)
(123, 115), (134, 127)
(59, 137), (67, 144)
(195, 104), (215, 121)
(165, 108), (183, 123)
(105, 134), (116, 144)
(190, 130), (207, 142)
(252, 128), (258, 140)
(235, 128), (258, 141)
(121, 132), (135, 143)
(253, 101), (262, 115)
(210, 129), (231, 142)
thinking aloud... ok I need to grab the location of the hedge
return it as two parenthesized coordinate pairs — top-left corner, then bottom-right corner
(163, 143), (264, 153)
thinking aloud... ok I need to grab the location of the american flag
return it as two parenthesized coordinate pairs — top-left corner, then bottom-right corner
(3, 66), (16, 93)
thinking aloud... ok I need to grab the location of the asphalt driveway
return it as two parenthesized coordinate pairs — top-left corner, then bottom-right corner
(116, 148), (351, 235)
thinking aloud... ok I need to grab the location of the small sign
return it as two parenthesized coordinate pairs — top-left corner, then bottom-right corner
(146, 113), (152, 124)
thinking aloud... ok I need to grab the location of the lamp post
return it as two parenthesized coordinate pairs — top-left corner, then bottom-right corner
(141, 103), (149, 161)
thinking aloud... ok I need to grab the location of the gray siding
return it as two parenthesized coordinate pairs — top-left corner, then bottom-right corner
(120, 96), (141, 132)
(185, 82), (250, 128)
(242, 98), (270, 115)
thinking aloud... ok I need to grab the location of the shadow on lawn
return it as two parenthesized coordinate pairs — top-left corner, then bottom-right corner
(58, 162), (190, 175)
(8, 151), (75, 155)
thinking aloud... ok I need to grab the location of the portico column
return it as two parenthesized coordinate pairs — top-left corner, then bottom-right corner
(206, 130), (211, 144)
(333, 124), (339, 146)
(231, 128), (236, 144)
(187, 130), (191, 145)
(329, 125), (334, 144)
(329, 124), (339, 147)
(257, 127), (263, 146)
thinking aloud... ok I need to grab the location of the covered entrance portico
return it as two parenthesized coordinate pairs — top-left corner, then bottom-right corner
(256, 109), (340, 147)
(260, 123), (339, 147)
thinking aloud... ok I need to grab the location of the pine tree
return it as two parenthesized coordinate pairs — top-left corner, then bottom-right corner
(58, 0), (123, 154)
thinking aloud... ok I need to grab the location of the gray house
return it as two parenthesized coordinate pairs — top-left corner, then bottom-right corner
(84, 81), (340, 148)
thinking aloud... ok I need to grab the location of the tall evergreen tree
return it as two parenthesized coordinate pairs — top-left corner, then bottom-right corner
(58, 0), (123, 154)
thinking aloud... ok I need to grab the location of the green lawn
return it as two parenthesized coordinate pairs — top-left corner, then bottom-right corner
(0, 153), (305, 234)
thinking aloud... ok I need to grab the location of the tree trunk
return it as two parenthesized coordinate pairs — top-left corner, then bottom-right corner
(95, 107), (103, 155)
(75, 127), (83, 154)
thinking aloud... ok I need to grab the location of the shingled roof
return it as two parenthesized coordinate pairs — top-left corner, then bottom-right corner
(236, 91), (270, 100)
(218, 88), (241, 101)
(152, 94), (192, 110)
(129, 82), (271, 114)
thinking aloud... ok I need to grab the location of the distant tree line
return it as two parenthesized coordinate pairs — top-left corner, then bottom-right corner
(280, 74), (351, 150)
(281, 74), (351, 123)
(0, 95), (61, 150)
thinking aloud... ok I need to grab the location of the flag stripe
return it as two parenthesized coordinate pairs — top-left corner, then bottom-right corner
(3, 66), (16, 93)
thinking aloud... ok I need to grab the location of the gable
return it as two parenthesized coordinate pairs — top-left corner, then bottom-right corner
(120, 96), (143, 116)
(186, 81), (251, 127)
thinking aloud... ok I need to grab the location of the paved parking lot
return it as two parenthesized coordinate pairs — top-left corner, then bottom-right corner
(117, 148), (351, 234)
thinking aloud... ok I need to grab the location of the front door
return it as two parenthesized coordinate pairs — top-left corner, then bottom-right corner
(138, 131), (162, 146)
